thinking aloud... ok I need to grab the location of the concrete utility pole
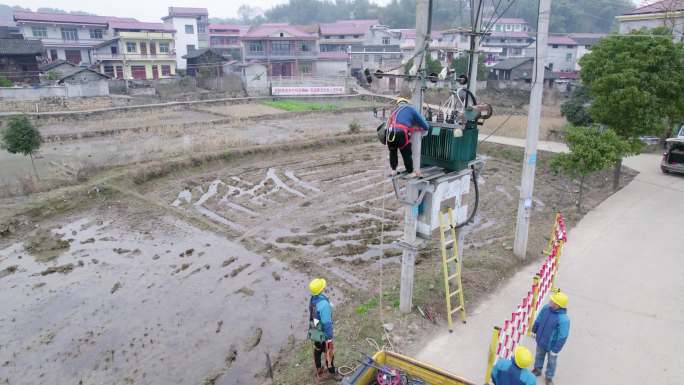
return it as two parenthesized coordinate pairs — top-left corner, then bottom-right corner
(400, 0), (431, 314)
(467, 0), (484, 98)
(513, 0), (552, 258)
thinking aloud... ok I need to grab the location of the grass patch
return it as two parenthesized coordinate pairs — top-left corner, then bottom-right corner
(263, 99), (337, 112)
(355, 297), (380, 315)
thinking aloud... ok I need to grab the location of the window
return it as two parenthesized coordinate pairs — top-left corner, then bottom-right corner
(585, 45), (591, 49)
(115, 66), (123, 79)
(159, 43), (169, 53)
(61, 28), (78, 41)
(197, 23), (206, 33)
(249, 41), (263, 53)
(565, 53), (572, 62)
(299, 62), (312, 74)
(89, 29), (103, 39)
(161, 65), (171, 76)
(65, 49), (82, 64)
(186, 44), (196, 52)
(126, 42), (137, 53)
(110, 46), (118, 54)
(185, 25), (194, 34)
(272, 41), (291, 55)
(300, 41), (311, 52)
(49, 49), (58, 60)
(382, 37), (390, 45)
(103, 65), (115, 77)
(32, 26), (47, 38)
(353, 35), (360, 38)
(364, 54), (369, 62)
(552, 44), (559, 48)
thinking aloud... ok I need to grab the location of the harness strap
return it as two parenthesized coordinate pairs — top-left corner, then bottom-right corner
(388, 107), (412, 150)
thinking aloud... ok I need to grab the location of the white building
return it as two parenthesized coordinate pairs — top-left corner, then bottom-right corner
(567, 33), (605, 70)
(162, 7), (209, 70)
(616, 0), (684, 42)
(13, 11), (136, 65)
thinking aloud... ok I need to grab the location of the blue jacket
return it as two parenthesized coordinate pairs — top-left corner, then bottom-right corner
(310, 294), (333, 340)
(491, 358), (536, 385)
(532, 304), (570, 353)
(391, 104), (430, 133)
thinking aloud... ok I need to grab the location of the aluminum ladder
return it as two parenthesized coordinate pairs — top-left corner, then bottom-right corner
(439, 208), (466, 332)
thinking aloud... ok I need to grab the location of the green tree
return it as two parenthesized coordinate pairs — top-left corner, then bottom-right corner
(0, 75), (11, 87)
(579, 28), (684, 190)
(1, 115), (42, 179)
(450, 54), (487, 80)
(425, 55), (442, 76)
(551, 126), (627, 212)
(560, 85), (592, 126)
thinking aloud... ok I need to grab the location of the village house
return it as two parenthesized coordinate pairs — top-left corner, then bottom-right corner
(162, 7), (209, 70)
(488, 57), (557, 89)
(183, 48), (227, 76)
(208, 23), (248, 59)
(318, 19), (378, 52)
(481, 18), (534, 64)
(349, 25), (402, 77)
(0, 37), (44, 84)
(241, 23), (319, 77)
(617, 0), (684, 42)
(92, 21), (176, 80)
(13, 11), (135, 65)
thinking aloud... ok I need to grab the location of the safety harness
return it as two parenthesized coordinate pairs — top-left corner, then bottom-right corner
(387, 105), (413, 150)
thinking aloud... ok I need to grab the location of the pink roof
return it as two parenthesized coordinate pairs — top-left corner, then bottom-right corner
(110, 20), (175, 32)
(319, 19), (378, 35)
(623, 0), (684, 15)
(493, 17), (529, 25)
(548, 36), (577, 45)
(318, 51), (348, 60)
(167, 7), (208, 16)
(14, 11), (136, 25)
(397, 29), (416, 39)
(244, 23), (316, 39)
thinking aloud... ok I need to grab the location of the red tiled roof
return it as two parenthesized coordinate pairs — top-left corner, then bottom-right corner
(319, 19), (377, 35)
(167, 7), (208, 17)
(14, 11), (136, 25)
(318, 51), (348, 60)
(548, 36), (577, 45)
(109, 21), (175, 32)
(244, 23), (316, 39)
(623, 0), (684, 15)
(493, 17), (529, 25)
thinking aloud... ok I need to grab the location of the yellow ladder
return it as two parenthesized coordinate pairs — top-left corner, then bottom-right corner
(439, 208), (466, 332)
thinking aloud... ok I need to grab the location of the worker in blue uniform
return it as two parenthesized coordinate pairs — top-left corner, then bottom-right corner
(308, 278), (341, 382)
(531, 291), (570, 385)
(386, 97), (430, 177)
(491, 345), (536, 385)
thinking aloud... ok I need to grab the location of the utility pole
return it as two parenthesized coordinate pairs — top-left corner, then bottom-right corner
(400, 0), (431, 314)
(467, 0), (484, 98)
(513, 0), (552, 258)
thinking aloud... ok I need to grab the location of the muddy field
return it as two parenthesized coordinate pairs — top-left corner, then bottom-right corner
(0, 120), (635, 385)
(0, 102), (378, 198)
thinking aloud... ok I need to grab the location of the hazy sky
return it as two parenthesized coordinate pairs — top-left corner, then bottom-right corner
(17, 0), (393, 22)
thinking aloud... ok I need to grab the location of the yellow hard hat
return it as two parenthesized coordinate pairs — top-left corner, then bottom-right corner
(309, 278), (326, 295)
(513, 345), (533, 369)
(395, 97), (409, 106)
(550, 291), (568, 308)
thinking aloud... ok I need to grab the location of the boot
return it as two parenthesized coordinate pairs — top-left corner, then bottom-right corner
(545, 378), (554, 385)
(532, 368), (542, 376)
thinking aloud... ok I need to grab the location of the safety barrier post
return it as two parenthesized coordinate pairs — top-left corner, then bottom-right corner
(543, 213), (560, 256)
(526, 275), (540, 336)
(484, 326), (501, 385)
(551, 238), (564, 292)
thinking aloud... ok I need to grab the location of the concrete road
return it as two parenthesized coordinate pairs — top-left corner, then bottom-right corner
(417, 151), (684, 385)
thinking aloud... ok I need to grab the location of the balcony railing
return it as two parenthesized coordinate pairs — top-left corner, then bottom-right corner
(93, 53), (176, 61)
(244, 51), (318, 59)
